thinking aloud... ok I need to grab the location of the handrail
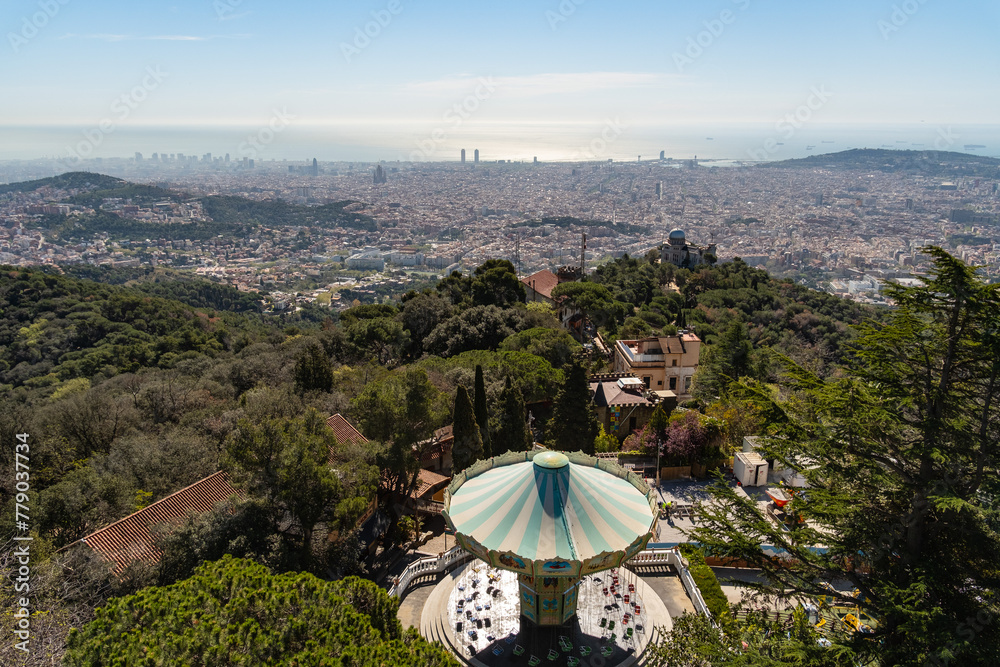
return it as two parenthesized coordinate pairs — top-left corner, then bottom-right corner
(387, 546), (472, 598)
(389, 545), (715, 626)
(626, 548), (714, 623)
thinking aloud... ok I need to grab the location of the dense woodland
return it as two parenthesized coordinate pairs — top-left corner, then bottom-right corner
(2, 242), (995, 665)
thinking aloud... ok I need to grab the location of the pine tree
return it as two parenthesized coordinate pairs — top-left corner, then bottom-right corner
(690, 248), (1000, 666)
(473, 365), (492, 458)
(494, 376), (532, 455)
(547, 359), (598, 455)
(292, 341), (333, 393)
(451, 385), (483, 474)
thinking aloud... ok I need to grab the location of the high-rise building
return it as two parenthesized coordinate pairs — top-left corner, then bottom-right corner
(373, 164), (387, 184)
(474, 149), (479, 163)
(312, 158), (319, 176)
(656, 182), (662, 200)
(533, 156), (538, 163)
(134, 152), (143, 162)
(461, 149), (466, 163)
(659, 150), (665, 160)
(225, 153), (230, 163)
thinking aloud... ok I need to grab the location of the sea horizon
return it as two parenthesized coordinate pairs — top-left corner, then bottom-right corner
(1, 122), (998, 167)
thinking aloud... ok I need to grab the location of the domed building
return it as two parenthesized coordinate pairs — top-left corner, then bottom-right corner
(660, 228), (717, 268)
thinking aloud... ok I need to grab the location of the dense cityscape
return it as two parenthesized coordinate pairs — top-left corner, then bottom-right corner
(2, 149), (998, 314)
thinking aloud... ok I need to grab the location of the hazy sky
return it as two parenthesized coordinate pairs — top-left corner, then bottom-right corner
(3, 0), (998, 131)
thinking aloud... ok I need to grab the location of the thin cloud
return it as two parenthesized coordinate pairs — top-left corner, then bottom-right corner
(60, 33), (251, 42)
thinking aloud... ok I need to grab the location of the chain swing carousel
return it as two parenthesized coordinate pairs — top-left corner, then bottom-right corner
(433, 449), (672, 665)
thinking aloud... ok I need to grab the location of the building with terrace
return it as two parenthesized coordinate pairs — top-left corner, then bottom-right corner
(612, 332), (701, 401)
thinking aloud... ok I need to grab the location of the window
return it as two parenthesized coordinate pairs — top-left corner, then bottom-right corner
(669, 377), (677, 390)
(657, 380), (663, 387)
(629, 416), (637, 431)
(671, 359), (677, 367)
(642, 376), (651, 388)
(685, 376), (692, 393)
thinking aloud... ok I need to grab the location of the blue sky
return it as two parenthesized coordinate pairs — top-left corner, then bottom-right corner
(2, 0), (998, 134)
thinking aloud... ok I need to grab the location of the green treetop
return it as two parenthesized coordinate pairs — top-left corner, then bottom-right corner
(690, 248), (1000, 666)
(293, 341), (334, 393)
(64, 555), (459, 667)
(494, 376), (532, 455)
(451, 385), (483, 473)
(473, 364), (492, 458)
(547, 358), (598, 455)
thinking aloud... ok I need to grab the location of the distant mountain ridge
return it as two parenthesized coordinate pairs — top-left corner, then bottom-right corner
(0, 171), (125, 194)
(3, 171), (377, 239)
(759, 148), (1000, 177)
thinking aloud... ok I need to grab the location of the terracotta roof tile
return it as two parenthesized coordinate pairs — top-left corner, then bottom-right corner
(77, 414), (371, 576)
(521, 269), (560, 300)
(80, 471), (243, 575)
(414, 468), (450, 498)
(326, 413), (368, 447)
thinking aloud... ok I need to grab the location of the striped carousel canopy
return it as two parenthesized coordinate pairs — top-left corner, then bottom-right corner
(444, 450), (657, 575)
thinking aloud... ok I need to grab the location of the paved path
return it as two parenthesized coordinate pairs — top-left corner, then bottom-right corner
(398, 583), (436, 629)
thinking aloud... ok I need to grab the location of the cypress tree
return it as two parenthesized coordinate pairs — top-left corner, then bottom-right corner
(548, 358), (598, 455)
(473, 365), (492, 458)
(451, 385), (483, 474)
(494, 376), (532, 455)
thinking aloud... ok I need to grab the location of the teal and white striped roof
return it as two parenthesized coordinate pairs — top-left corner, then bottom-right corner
(444, 450), (656, 564)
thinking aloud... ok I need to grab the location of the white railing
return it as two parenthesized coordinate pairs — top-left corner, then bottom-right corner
(626, 547), (714, 623)
(390, 545), (714, 625)
(388, 546), (472, 598)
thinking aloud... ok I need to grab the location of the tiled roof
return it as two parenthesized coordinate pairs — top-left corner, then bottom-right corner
(79, 471), (243, 575)
(76, 414), (372, 576)
(521, 269), (560, 300)
(590, 381), (653, 407)
(326, 413), (369, 446)
(414, 468), (451, 498)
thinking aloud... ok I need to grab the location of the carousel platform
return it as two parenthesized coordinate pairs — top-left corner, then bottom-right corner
(419, 561), (673, 667)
